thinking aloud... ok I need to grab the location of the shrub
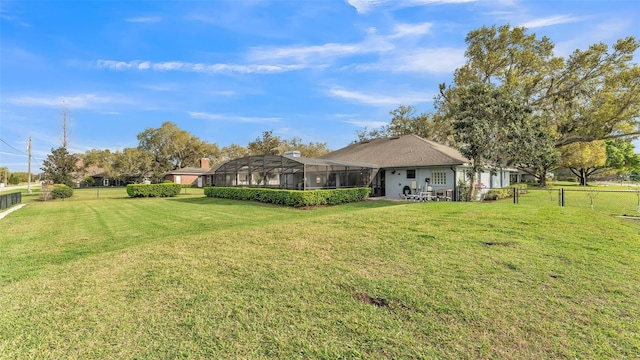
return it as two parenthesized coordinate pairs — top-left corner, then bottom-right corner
(127, 183), (182, 198)
(458, 179), (471, 202)
(204, 187), (371, 207)
(485, 184), (529, 200)
(8, 174), (20, 185)
(51, 184), (74, 199)
(82, 176), (95, 185)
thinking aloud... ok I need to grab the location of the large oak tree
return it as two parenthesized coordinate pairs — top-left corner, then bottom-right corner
(437, 25), (640, 146)
(137, 121), (220, 181)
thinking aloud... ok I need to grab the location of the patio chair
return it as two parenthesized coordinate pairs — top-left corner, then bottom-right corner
(419, 186), (435, 201)
(434, 189), (452, 201)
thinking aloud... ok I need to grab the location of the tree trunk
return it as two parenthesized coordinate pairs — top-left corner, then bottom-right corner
(580, 168), (587, 186)
(539, 177), (547, 187)
(469, 171), (478, 201)
(569, 167), (588, 186)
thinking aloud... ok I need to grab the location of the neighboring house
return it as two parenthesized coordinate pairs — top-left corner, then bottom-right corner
(90, 173), (143, 187)
(164, 158), (211, 187)
(91, 173), (120, 187)
(319, 134), (514, 200)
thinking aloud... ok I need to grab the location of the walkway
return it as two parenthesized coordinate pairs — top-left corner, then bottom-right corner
(0, 204), (27, 220)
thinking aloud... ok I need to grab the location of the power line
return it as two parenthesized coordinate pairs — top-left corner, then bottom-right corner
(0, 138), (27, 155)
(0, 151), (27, 158)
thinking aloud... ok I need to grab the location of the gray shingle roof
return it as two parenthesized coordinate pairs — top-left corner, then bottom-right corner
(320, 134), (469, 168)
(205, 155), (376, 175)
(167, 167), (210, 175)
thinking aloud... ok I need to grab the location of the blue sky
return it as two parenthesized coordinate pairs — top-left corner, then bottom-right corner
(1, 0), (639, 172)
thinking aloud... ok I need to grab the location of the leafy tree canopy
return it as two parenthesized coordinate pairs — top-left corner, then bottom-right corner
(559, 140), (607, 185)
(137, 121), (221, 181)
(247, 130), (330, 157)
(41, 147), (79, 187)
(436, 24), (640, 147)
(449, 83), (543, 195)
(605, 139), (640, 172)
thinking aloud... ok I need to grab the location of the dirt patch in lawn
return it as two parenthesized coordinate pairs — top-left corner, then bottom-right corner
(356, 292), (390, 307)
(482, 241), (517, 247)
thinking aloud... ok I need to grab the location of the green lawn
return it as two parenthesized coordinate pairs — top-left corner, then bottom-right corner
(1, 188), (639, 359)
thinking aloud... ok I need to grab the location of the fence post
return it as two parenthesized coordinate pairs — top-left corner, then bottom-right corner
(560, 188), (565, 207)
(558, 189), (561, 206)
(513, 187), (518, 204)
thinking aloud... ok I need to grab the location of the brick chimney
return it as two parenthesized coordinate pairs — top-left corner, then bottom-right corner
(200, 158), (210, 169)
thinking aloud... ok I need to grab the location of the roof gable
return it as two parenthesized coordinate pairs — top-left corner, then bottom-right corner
(320, 134), (469, 168)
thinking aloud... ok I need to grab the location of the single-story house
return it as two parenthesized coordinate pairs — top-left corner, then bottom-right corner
(164, 158), (211, 187)
(89, 173), (148, 187)
(206, 135), (516, 200)
(319, 134), (515, 200)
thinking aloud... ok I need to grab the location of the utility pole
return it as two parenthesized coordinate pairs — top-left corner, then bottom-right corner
(27, 136), (32, 194)
(62, 101), (68, 148)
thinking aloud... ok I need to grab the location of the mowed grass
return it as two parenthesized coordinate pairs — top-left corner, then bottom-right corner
(1, 188), (639, 359)
(518, 185), (640, 216)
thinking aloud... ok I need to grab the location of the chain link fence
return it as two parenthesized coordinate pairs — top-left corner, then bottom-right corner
(514, 188), (640, 215)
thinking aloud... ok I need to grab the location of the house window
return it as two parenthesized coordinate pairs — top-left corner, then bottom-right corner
(406, 169), (416, 179)
(432, 170), (447, 185)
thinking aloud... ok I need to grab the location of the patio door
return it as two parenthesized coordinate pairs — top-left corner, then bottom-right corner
(371, 170), (385, 197)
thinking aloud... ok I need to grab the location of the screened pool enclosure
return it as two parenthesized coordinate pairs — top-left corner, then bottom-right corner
(208, 155), (375, 190)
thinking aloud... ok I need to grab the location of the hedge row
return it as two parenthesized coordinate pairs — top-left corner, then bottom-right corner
(127, 183), (182, 197)
(204, 187), (371, 207)
(51, 184), (74, 199)
(486, 184), (529, 200)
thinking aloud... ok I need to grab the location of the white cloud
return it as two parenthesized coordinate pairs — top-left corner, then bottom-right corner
(248, 21), (436, 66)
(347, 0), (381, 14)
(6, 94), (125, 109)
(250, 39), (393, 62)
(342, 47), (465, 74)
(210, 90), (237, 96)
(553, 17), (632, 57)
(389, 22), (433, 38)
(390, 48), (465, 73)
(329, 87), (432, 106)
(408, 0), (476, 5)
(96, 60), (308, 74)
(125, 16), (162, 23)
(137, 83), (176, 92)
(0, 7), (30, 27)
(344, 120), (389, 128)
(347, 0), (475, 14)
(519, 15), (581, 29)
(189, 112), (282, 123)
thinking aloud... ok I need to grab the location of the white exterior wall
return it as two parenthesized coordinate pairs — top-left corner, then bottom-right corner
(456, 168), (468, 187)
(489, 169), (512, 188)
(382, 167), (514, 200)
(385, 167), (461, 200)
(481, 169), (512, 189)
(502, 171), (511, 188)
(477, 172), (491, 188)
